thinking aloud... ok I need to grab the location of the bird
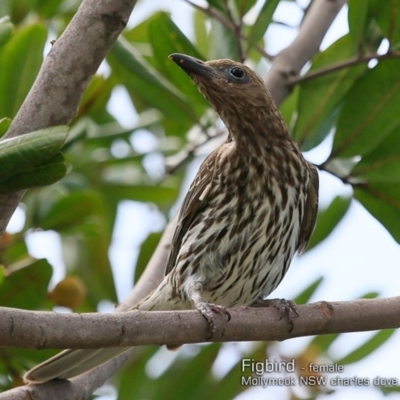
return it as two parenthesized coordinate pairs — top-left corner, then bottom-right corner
(24, 53), (319, 384)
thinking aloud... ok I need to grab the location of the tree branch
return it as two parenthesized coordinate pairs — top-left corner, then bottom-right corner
(290, 50), (400, 85)
(165, 128), (226, 175)
(265, 0), (347, 104)
(0, 0), (137, 236)
(0, 355), (128, 400)
(1, 297), (400, 350)
(0, 0), (137, 397)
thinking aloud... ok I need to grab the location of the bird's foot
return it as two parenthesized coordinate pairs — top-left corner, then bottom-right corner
(189, 282), (231, 340)
(195, 300), (231, 340)
(251, 298), (299, 332)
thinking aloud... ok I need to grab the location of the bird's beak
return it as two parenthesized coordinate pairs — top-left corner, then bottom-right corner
(169, 53), (214, 80)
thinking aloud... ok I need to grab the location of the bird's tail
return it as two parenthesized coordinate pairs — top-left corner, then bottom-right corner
(23, 347), (129, 383)
(24, 277), (189, 384)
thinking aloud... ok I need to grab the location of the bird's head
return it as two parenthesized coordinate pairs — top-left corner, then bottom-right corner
(169, 53), (287, 142)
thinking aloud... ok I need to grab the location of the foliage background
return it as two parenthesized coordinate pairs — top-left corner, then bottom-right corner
(1, 0), (400, 399)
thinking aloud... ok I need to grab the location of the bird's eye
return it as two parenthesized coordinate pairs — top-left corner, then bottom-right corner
(229, 67), (245, 79)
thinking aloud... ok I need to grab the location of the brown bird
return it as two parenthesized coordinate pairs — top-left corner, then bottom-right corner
(24, 54), (319, 384)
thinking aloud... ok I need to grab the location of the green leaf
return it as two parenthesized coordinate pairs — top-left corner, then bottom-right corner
(370, 0), (400, 47)
(0, 152), (67, 193)
(206, 0), (225, 12)
(0, 23), (47, 118)
(209, 18), (239, 60)
(347, 0), (369, 48)
(336, 329), (395, 365)
(103, 184), (178, 207)
(380, 386), (400, 395)
(35, 0), (64, 18)
(148, 12), (208, 117)
(361, 292), (379, 299)
(352, 126), (400, 183)
(118, 347), (160, 400)
(149, 12), (204, 61)
(35, 190), (117, 304)
(332, 59), (400, 158)
(0, 126), (69, 181)
(194, 10), (209, 57)
(134, 232), (162, 284)
(247, 0), (279, 49)
(294, 35), (367, 150)
(234, 0), (257, 17)
(294, 277), (324, 304)
(310, 333), (340, 352)
(78, 75), (115, 123)
(354, 183), (400, 243)
(108, 38), (200, 131)
(307, 196), (352, 251)
(156, 344), (221, 400)
(0, 117), (11, 138)
(39, 191), (105, 231)
(280, 87), (298, 131)
(0, 15), (13, 48)
(0, 258), (52, 309)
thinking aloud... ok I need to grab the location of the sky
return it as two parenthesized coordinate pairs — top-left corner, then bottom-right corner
(6, 1), (400, 399)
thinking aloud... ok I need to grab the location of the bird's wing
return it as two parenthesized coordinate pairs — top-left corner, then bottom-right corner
(297, 163), (319, 254)
(165, 151), (217, 275)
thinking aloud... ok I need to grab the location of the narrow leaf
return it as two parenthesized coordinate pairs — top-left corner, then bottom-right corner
(369, 0), (400, 46)
(307, 196), (352, 251)
(0, 23), (47, 117)
(336, 329), (395, 365)
(0, 152), (67, 193)
(354, 183), (400, 243)
(332, 59), (400, 158)
(294, 35), (367, 150)
(347, 0), (369, 48)
(352, 126), (400, 183)
(294, 277), (324, 304)
(0, 117), (11, 138)
(134, 232), (162, 284)
(247, 0), (280, 49)
(0, 15), (13, 48)
(0, 126), (68, 181)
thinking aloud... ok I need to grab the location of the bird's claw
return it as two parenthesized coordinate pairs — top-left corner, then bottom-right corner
(196, 302), (230, 340)
(251, 298), (298, 333)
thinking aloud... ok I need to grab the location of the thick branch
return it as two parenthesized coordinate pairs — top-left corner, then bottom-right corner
(0, 1), (137, 396)
(0, 356), (128, 400)
(0, 0), (137, 236)
(265, 0), (347, 104)
(1, 297), (400, 349)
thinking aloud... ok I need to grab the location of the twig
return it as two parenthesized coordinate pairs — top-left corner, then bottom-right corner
(290, 51), (400, 85)
(165, 128), (226, 174)
(183, 0), (273, 61)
